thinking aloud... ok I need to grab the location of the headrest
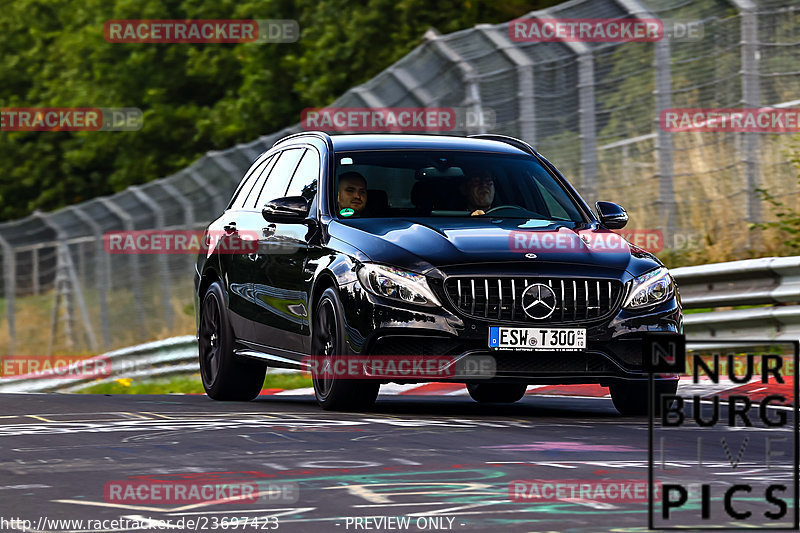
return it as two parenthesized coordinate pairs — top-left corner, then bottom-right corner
(367, 189), (388, 209)
(411, 181), (434, 212)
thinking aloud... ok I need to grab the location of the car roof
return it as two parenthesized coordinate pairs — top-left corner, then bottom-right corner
(327, 134), (530, 155)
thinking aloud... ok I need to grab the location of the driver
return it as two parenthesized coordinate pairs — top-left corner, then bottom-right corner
(460, 169), (496, 216)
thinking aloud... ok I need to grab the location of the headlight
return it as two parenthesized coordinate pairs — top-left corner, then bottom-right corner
(623, 267), (675, 310)
(357, 264), (441, 307)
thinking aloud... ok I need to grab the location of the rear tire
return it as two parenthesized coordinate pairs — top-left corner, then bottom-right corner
(198, 281), (266, 401)
(467, 383), (528, 403)
(311, 287), (379, 411)
(610, 379), (679, 416)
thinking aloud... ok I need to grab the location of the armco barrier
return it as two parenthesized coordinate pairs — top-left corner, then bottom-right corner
(673, 256), (800, 340)
(0, 336), (199, 393)
(1, 256), (798, 393)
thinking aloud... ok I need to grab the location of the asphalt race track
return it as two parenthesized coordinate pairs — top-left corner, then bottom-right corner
(0, 392), (795, 532)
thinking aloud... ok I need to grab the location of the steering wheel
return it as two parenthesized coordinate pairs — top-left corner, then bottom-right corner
(484, 205), (528, 216)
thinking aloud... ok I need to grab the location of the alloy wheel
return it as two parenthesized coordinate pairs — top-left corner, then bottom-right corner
(312, 298), (337, 399)
(199, 294), (222, 386)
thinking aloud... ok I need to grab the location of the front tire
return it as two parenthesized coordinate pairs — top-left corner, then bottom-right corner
(311, 287), (379, 411)
(610, 379), (679, 416)
(199, 281), (266, 401)
(467, 383), (528, 403)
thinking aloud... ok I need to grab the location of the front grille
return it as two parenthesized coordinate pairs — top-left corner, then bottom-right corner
(444, 276), (624, 324)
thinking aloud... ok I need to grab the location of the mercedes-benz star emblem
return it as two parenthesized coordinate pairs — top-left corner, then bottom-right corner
(520, 283), (557, 320)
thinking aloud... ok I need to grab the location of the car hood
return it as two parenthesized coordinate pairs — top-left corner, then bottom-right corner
(329, 217), (661, 278)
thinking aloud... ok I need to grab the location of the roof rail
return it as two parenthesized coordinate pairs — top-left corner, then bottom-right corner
(467, 134), (536, 155)
(273, 131), (334, 151)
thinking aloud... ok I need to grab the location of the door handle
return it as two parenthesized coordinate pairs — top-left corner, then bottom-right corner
(224, 221), (237, 233)
(262, 224), (276, 237)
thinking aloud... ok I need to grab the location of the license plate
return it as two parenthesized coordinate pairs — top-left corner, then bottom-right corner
(488, 327), (586, 351)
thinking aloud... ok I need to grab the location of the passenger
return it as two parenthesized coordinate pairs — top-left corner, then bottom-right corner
(337, 172), (368, 215)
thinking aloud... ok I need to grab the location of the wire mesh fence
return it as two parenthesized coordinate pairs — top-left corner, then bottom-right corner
(1, 0), (799, 356)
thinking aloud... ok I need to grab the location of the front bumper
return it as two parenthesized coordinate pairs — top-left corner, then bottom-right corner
(340, 280), (682, 384)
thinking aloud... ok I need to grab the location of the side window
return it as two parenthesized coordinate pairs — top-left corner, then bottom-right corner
(242, 153), (280, 209)
(527, 162), (583, 221)
(229, 154), (273, 210)
(252, 148), (304, 209)
(285, 149), (320, 200)
(536, 182), (571, 220)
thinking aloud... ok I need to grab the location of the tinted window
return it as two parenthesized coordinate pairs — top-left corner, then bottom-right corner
(332, 150), (584, 221)
(285, 149), (320, 200)
(240, 154), (279, 210)
(536, 179), (573, 221)
(252, 148), (304, 209)
(229, 154), (273, 210)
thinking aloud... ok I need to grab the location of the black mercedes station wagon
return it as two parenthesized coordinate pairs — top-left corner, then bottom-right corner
(194, 132), (682, 414)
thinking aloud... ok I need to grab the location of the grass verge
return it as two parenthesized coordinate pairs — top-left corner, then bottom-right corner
(74, 371), (312, 394)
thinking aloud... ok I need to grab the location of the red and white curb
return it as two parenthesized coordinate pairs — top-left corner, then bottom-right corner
(258, 383), (574, 397)
(259, 378), (795, 403)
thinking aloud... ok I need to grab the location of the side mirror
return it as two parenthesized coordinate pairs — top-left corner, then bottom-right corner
(262, 196), (310, 223)
(595, 201), (628, 229)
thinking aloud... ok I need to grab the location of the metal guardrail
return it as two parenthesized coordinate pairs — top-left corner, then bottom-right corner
(1, 257), (797, 393)
(0, 336), (199, 394)
(673, 256), (800, 341)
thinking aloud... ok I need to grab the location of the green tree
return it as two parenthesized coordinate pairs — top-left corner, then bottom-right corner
(0, 0), (556, 221)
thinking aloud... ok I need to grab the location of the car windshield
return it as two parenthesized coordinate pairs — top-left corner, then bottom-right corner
(332, 150), (585, 222)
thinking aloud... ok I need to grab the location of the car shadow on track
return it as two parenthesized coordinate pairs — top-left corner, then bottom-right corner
(254, 394), (627, 419)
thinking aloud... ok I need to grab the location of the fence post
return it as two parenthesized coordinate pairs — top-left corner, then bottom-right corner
(188, 168), (228, 216)
(31, 247), (39, 295)
(34, 211), (99, 353)
(654, 37), (676, 240)
(208, 151), (245, 188)
(424, 28), (486, 135)
(98, 197), (146, 339)
(130, 186), (174, 330)
(69, 206), (111, 349)
(387, 65), (436, 107)
(351, 86), (388, 133)
(521, 8), (597, 198)
(732, 0), (761, 223)
(576, 50), (598, 202)
(0, 233), (15, 354)
(158, 181), (198, 273)
(477, 24), (536, 145)
(158, 181), (196, 229)
(613, 0), (675, 237)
